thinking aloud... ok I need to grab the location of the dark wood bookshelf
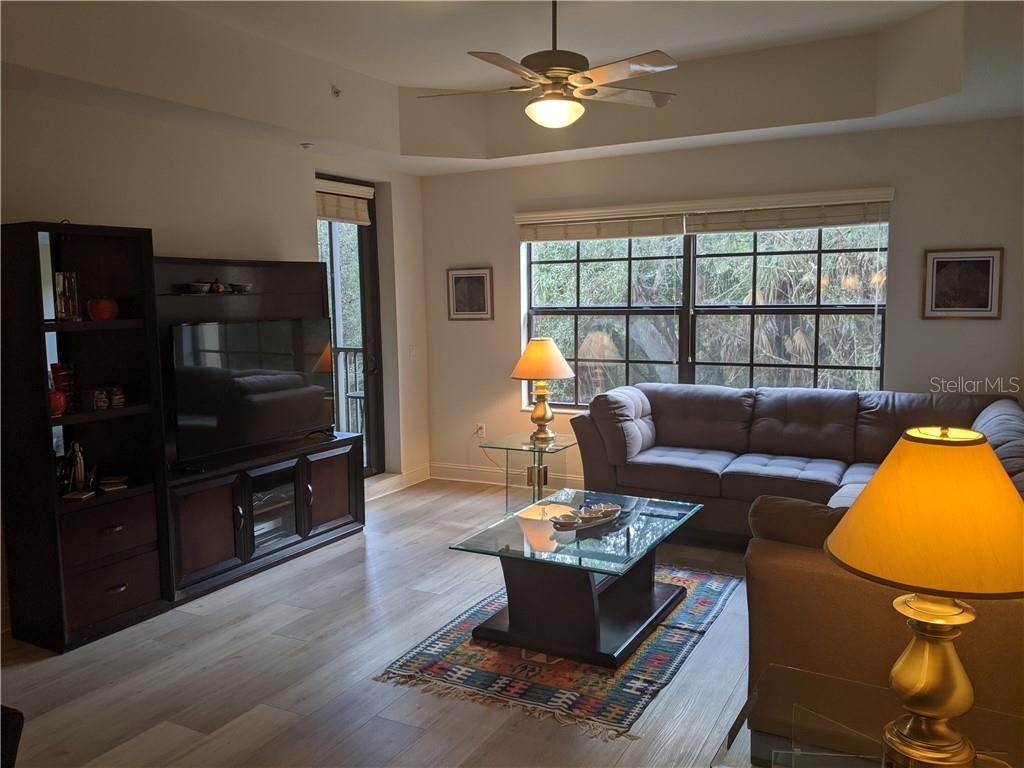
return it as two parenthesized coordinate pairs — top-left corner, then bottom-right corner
(1, 221), (171, 652)
(57, 483), (156, 514)
(42, 319), (145, 332)
(51, 404), (149, 427)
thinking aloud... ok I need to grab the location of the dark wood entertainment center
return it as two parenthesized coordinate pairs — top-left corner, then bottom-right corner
(1, 222), (365, 652)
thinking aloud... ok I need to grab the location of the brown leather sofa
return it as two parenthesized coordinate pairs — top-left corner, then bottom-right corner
(570, 384), (1022, 544)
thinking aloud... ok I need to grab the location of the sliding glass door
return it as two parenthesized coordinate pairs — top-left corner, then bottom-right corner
(316, 185), (385, 476)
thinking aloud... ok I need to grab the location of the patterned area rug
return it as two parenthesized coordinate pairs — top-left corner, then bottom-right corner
(375, 566), (740, 740)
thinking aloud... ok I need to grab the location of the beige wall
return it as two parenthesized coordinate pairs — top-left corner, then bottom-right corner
(1, 88), (430, 477)
(421, 118), (1024, 484)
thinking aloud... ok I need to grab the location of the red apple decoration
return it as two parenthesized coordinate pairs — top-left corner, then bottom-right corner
(86, 298), (119, 321)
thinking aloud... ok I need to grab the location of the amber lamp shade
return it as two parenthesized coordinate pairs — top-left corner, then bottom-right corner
(825, 426), (1023, 768)
(826, 426), (1024, 598)
(312, 344), (333, 374)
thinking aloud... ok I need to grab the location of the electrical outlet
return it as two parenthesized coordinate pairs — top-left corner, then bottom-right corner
(474, 423), (487, 439)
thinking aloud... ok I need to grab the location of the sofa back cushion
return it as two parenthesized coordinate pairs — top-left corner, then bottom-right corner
(636, 383), (755, 453)
(588, 386), (656, 465)
(750, 387), (858, 463)
(855, 391), (1002, 464)
(972, 399), (1024, 496)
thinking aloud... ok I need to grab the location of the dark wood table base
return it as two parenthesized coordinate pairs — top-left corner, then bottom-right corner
(472, 549), (686, 668)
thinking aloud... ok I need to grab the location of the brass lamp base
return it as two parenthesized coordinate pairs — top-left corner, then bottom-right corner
(528, 380), (556, 444)
(882, 594), (978, 768)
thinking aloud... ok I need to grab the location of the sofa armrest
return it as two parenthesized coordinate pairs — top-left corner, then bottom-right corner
(748, 495), (847, 549)
(745, 537), (1024, 716)
(587, 386), (656, 465)
(570, 413), (617, 492)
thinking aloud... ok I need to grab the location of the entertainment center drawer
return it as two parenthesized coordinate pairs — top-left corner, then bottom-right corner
(60, 493), (158, 570)
(64, 550), (161, 630)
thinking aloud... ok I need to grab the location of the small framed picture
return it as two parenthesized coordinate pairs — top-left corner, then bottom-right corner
(923, 248), (1002, 319)
(447, 267), (493, 321)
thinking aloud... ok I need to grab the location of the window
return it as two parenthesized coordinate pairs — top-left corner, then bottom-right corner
(524, 222), (887, 406)
(526, 236), (685, 406)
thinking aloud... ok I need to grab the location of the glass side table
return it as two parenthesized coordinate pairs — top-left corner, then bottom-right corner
(479, 433), (577, 516)
(711, 664), (1022, 768)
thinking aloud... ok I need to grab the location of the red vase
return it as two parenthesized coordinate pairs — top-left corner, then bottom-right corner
(86, 298), (119, 321)
(48, 388), (67, 418)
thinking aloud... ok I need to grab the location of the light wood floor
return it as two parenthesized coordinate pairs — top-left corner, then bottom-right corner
(2, 479), (749, 768)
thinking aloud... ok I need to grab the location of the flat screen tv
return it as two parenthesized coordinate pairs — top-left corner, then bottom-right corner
(171, 318), (334, 463)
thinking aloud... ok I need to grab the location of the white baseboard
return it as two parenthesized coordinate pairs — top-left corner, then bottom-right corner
(365, 463), (431, 501)
(429, 461), (583, 488)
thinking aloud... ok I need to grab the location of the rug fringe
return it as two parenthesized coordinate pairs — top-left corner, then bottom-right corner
(373, 669), (641, 742)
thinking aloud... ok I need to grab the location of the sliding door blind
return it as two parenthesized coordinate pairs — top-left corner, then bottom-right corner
(315, 179), (375, 226)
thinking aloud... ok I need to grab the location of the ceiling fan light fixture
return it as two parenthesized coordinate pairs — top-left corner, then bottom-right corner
(524, 93), (585, 128)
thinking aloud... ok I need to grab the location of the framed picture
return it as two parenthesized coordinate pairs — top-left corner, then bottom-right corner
(447, 267), (493, 320)
(923, 248), (1002, 319)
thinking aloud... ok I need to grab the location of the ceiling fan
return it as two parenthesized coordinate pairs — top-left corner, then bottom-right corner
(419, 1), (678, 128)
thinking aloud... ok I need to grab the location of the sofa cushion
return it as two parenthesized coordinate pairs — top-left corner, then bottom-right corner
(722, 453), (846, 503)
(828, 483), (867, 508)
(636, 383), (755, 454)
(972, 399), (1024, 449)
(618, 446), (736, 497)
(588, 386), (655, 465)
(749, 388), (858, 463)
(841, 462), (878, 486)
(971, 400), (1024, 496)
(749, 495), (848, 549)
(855, 391), (1001, 463)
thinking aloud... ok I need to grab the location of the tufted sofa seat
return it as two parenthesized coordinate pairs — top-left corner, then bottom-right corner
(571, 383), (1023, 544)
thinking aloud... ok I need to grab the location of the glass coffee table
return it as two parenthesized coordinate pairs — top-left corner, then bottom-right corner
(451, 488), (701, 668)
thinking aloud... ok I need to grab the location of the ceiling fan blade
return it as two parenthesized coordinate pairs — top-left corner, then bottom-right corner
(573, 84), (675, 108)
(468, 51), (552, 84)
(569, 50), (677, 87)
(418, 85), (539, 99)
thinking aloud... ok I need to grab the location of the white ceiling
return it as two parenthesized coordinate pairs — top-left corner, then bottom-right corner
(180, 1), (939, 90)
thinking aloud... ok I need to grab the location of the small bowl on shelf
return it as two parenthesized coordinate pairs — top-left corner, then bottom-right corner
(186, 282), (211, 294)
(230, 282), (254, 294)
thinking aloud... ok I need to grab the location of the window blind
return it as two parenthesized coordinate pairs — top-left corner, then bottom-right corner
(315, 178), (374, 226)
(518, 215), (684, 243)
(516, 188), (893, 241)
(683, 201), (890, 233)
(316, 192), (371, 226)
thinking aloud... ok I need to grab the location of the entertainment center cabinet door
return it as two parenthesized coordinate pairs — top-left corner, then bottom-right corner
(304, 444), (354, 535)
(170, 474), (245, 587)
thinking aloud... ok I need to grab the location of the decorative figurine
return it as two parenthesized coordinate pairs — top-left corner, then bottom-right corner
(209, 277), (228, 294)
(69, 441), (86, 491)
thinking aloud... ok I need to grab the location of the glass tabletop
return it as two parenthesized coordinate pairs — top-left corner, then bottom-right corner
(712, 664), (1023, 768)
(450, 488), (701, 576)
(478, 432), (577, 453)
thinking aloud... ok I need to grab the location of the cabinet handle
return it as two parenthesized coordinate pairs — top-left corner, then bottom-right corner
(101, 524), (125, 535)
(237, 505), (245, 531)
(106, 583), (128, 594)
(306, 483), (314, 509)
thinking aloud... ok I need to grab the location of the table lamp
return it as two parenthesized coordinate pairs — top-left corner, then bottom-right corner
(312, 343), (333, 374)
(825, 426), (1024, 767)
(510, 337), (574, 443)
